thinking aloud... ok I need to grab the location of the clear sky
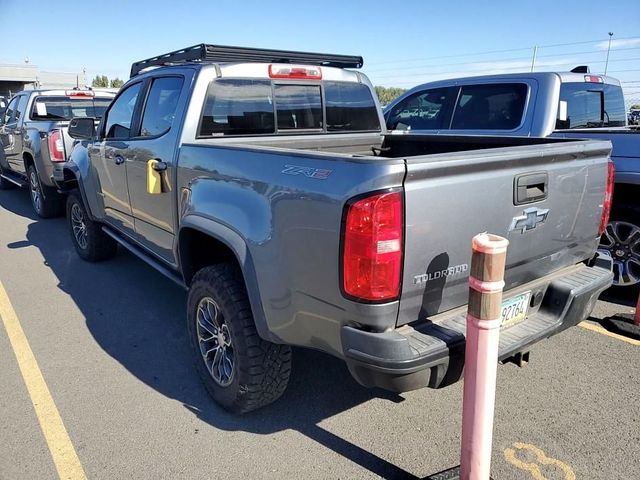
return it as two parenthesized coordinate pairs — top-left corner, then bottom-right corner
(1, 0), (639, 100)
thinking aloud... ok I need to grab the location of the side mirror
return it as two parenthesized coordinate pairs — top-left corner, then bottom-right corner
(68, 117), (96, 140)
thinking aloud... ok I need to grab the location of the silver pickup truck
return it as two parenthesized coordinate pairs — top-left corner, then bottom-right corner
(56, 44), (613, 414)
(0, 88), (114, 217)
(384, 70), (639, 288)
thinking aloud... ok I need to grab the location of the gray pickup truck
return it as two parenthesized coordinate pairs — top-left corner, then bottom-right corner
(0, 88), (114, 217)
(56, 44), (613, 413)
(384, 70), (639, 288)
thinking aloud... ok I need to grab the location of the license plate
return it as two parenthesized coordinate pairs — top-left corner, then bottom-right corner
(501, 291), (531, 328)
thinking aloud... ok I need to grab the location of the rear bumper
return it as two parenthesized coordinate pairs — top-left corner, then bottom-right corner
(341, 263), (613, 393)
(50, 163), (65, 187)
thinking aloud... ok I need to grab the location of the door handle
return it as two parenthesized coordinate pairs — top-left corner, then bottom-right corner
(514, 172), (548, 205)
(152, 160), (167, 172)
(114, 154), (125, 165)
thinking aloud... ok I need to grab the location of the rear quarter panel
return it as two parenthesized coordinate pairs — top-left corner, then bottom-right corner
(177, 143), (405, 356)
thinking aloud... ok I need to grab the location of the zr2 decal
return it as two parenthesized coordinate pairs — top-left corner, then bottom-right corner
(282, 165), (333, 180)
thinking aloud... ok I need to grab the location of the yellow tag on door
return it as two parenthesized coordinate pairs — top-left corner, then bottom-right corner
(147, 159), (162, 194)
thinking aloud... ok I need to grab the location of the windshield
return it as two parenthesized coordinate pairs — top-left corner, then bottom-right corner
(30, 96), (112, 121)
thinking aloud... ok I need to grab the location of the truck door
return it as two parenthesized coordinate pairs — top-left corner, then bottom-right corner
(93, 81), (144, 236)
(0, 94), (29, 173)
(125, 75), (186, 266)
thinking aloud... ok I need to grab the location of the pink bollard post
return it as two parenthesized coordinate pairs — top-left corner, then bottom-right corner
(460, 233), (509, 480)
(635, 290), (640, 327)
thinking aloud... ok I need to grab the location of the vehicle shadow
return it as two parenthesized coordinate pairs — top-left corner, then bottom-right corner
(1, 189), (417, 480)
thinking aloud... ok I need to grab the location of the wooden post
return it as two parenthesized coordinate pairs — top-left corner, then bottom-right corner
(460, 233), (509, 480)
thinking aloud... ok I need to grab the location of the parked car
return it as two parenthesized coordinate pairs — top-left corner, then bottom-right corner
(628, 110), (640, 125)
(0, 96), (8, 119)
(57, 44), (613, 414)
(384, 71), (639, 289)
(0, 88), (115, 217)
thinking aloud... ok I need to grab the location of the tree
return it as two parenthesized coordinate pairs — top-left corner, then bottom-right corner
(110, 78), (124, 89)
(630, 104), (640, 110)
(374, 86), (406, 106)
(91, 75), (109, 88)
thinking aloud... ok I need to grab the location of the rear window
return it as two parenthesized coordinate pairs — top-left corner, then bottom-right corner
(325, 82), (380, 132)
(30, 96), (112, 121)
(274, 84), (322, 130)
(198, 79), (380, 137)
(199, 79), (275, 136)
(450, 83), (527, 130)
(556, 82), (626, 129)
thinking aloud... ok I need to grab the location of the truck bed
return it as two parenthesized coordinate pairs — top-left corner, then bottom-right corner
(180, 134), (611, 348)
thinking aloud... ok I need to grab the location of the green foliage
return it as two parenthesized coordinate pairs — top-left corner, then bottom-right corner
(630, 104), (640, 110)
(91, 75), (109, 88)
(374, 86), (406, 106)
(91, 75), (124, 89)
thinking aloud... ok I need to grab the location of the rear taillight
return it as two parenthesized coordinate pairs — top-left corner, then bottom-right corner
(342, 191), (403, 302)
(599, 161), (615, 235)
(48, 130), (65, 162)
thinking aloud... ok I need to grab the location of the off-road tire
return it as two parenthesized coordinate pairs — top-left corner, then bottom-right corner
(28, 165), (63, 218)
(600, 201), (640, 288)
(187, 264), (292, 414)
(66, 193), (117, 262)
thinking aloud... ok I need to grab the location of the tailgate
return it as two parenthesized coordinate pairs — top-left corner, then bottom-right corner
(397, 139), (612, 326)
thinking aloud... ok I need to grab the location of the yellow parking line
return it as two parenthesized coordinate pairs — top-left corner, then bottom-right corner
(578, 321), (640, 346)
(504, 442), (575, 480)
(0, 280), (87, 480)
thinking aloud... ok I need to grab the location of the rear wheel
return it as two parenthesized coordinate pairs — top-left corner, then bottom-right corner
(28, 165), (62, 218)
(66, 193), (117, 262)
(187, 264), (292, 414)
(598, 202), (640, 287)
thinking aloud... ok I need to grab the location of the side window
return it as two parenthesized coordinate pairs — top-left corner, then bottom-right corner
(140, 77), (184, 137)
(14, 95), (29, 124)
(199, 79), (275, 137)
(450, 83), (527, 130)
(386, 87), (457, 130)
(2, 96), (20, 125)
(104, 83), (142, 139)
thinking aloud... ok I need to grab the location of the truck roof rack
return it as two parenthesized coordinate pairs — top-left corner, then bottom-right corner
(130, 44), (364, 77)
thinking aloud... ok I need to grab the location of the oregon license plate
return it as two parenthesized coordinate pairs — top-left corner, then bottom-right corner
(501, 291), (531, 328)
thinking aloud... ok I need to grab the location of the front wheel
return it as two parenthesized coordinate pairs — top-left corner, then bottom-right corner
(66, 193), (117, 262)
(598, 203), (640, 287)
(187, 264), (292, 414)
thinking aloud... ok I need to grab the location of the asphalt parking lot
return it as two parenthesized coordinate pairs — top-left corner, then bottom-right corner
(1, 187), (638, 480)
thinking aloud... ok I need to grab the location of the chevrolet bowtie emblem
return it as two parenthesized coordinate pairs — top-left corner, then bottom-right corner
(509, 207), (549, 233)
